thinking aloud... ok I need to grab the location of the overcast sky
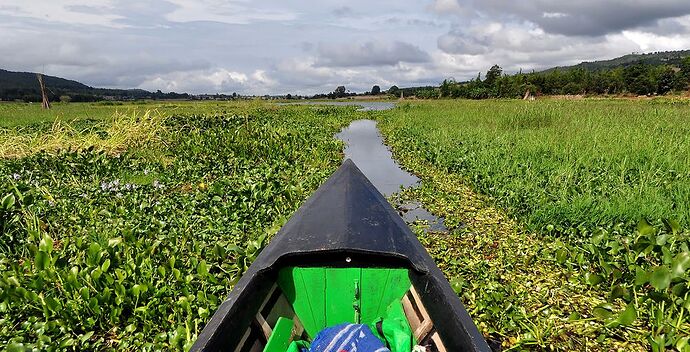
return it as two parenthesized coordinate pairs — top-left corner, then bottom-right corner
(1, 0), (690, 95)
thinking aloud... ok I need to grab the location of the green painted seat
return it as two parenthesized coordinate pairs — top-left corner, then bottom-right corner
(263, 317), (294, 352)
(277, 267), (411, 337)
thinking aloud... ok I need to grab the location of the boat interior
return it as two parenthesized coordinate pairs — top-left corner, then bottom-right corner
(233, 267), (447, 352)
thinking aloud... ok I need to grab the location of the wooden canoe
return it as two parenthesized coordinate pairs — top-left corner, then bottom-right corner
(192, 159), (490, 352)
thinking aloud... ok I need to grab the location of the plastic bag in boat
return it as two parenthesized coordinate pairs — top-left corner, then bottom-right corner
(308, 323), (390, 352)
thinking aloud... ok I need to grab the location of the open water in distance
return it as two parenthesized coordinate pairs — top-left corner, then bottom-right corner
(336, 119), (447, 232)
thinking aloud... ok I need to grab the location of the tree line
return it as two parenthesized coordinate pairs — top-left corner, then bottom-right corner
(0, 87), (194, 103)
(438, 58), (690, 99)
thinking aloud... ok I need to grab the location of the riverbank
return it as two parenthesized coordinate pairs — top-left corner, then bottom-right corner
(376, 99), (690, 350)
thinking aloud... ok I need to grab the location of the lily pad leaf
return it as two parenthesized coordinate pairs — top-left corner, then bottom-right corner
(650, 266), (672, 290)
(671, 252), (690, 277)
(35, 251), (50, 270)
(617, 303), (637, 326)
(586, 273), (604, 286)
(637, 219), (655, 236)
(593, 303), (614, 320)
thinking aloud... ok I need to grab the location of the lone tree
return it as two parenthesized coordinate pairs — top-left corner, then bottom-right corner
(624, 64), (653, 95)
(36, 73), (51, 109)
(677, 57), (690, 91)
(484, 65), (502, 87)
(333, 86), (347, 98)
(371, 85), (381, 95)
(387, 85), (400, 96)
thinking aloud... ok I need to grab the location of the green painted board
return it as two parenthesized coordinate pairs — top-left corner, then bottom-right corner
(325, 268), (360, 326)
(378, 269), (411, 317)
(278, 267), (411, 338)
(263, 317), (294, 352)
(278, 267), (325, 337)
(361, 269), (411, 323)
(361, 268), (389, 322)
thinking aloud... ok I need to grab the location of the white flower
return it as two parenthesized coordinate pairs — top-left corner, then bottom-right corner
(12, 173), (20, 180)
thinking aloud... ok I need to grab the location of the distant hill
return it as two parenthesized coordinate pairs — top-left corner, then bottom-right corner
(0, 69), (190, 102)
(0, 69), (91, 91)
(542, 50), (690, 72)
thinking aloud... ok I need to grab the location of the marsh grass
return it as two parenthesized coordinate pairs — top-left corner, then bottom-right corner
(0, 110), (167, 158)
(385, 99), (690, 231)
(378, 98), (690, 350)
(0, 102), (124, 128)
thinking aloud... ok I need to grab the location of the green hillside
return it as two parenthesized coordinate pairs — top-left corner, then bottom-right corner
(0, 69), (189, 102)
(544, 50), (690, 72)
(0, 69), (91, 91)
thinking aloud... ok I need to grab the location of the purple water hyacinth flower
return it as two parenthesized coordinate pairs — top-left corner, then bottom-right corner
(101, 179), (124, 192)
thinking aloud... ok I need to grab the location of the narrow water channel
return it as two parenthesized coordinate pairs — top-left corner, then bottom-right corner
(336, 120), (418, 197)
(336, 119), (447, 233)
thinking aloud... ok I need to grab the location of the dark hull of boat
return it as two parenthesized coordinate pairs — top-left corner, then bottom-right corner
(192, 159), (490, 352)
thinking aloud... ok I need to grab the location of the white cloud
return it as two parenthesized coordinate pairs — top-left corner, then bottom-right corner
(622, 30), (690, 51)
(0, 0), (126, 27)
(316, 41), (430, 67)
(137, 68), (277, 94)
(428, 0), (466, 15)
(542, 12), (568, 19)
(434, 21), (649, 76)
(164, 0), (296, 24)
(429, 0), (690, 36)
(1, 0), (690, 94)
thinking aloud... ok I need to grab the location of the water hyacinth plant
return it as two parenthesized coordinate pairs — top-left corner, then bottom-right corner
(0, 103), (358, 351)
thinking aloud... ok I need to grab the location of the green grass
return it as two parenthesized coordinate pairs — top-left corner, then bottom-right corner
(3, 99), (690, 351)
(380, 99), (690, 232)
(0, 101), (268, 129)
(0, 102), (126, 128)
(377, 98), (690, 351)
(0, 101), (359, 350)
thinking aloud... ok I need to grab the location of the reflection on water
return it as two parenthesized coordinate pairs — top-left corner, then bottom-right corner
(336, 119), (448, 233)
(336, 120), (418, 196)
(396, 201), (447, 233)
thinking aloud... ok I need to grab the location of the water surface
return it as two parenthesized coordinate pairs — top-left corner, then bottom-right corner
(336, 119), (447, 232)
(336, 120), (418, 196)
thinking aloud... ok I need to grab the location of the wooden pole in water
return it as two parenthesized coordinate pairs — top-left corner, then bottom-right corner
(36, 73), (51, 109)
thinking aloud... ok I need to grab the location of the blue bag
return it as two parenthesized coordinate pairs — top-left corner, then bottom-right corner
(309, 323), (391, 352)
